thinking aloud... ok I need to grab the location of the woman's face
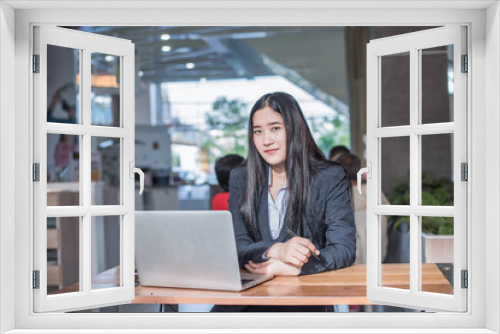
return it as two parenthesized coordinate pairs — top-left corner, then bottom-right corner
(252, 106), (287, 170)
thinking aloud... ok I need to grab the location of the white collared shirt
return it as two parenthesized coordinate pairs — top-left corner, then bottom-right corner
(267, 166), (289, 240)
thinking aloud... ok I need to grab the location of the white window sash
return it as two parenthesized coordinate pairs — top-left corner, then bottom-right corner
(366, 26), (467, 312)
(33, 25), (136, 313)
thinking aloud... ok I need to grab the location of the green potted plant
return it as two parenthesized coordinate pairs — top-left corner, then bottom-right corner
(387, 172), (454, 263)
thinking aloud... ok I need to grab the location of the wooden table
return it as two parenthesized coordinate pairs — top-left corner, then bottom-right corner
(70, 263), (453, 306)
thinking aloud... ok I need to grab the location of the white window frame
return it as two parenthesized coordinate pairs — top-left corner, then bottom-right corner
(366, 26), (467, 312)
(33, 26), (136, 313)
(1, 2), (498, 333)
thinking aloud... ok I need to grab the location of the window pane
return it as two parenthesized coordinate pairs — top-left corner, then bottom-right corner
(91, 137), (121, 206)
(382, 215), (410, 290)
(49, 134), (79, 181)
(421, 216), (454, 295)
(421, 134), (454, 206)
(47, 45), (80, 124)
(48, 216), (80, 295)
(379, 216), (410, 290)
(91, 52), (120, 127)
(47, 134), (80, 203)
(381, 52), (410, 127)
(421, 45), (454, 124)
(91, 216), (121, 290)
(382, 136), (410, 205)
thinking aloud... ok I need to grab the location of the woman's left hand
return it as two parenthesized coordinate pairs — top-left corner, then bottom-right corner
(244, 259), (301, 276)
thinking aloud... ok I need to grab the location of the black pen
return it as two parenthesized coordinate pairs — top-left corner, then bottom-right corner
(285, 226), (320, 261)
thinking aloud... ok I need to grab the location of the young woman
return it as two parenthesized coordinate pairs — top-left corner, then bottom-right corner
(229, 92), (356, 278)
(211, 92), (356, 312)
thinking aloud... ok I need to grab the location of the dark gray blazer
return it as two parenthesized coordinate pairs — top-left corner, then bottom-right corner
(228, 164), (356, 275)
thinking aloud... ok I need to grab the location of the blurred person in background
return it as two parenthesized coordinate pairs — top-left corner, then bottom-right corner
(329, 145), (350, 162)
(212, 154), (244, 210)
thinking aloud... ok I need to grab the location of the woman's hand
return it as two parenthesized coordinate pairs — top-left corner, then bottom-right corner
(265, 237), (320, 267)
(245, 259), (301, 276)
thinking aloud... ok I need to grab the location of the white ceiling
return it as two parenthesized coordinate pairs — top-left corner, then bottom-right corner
(81, 26), (350, 105)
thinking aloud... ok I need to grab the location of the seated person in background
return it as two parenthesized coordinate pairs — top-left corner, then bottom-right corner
(212, 154), (244, 210)
(337, 154), (389, 264)
(329, 145), (350, 162)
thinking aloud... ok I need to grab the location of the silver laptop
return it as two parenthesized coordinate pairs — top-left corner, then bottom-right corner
(135, 211), (273, 291)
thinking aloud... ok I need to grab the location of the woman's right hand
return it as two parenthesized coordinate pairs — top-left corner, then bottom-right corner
(245, 259), (301, 276)
(265, 237), (320, 267)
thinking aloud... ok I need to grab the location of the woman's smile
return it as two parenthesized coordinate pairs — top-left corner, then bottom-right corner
(264, 148), (278, 155)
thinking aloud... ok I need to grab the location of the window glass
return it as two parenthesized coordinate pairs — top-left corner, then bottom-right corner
(420, 216), (454, 295)
(91, 215), (121, 290)
(47, 216), (80, 295)
(47, 134), (80, 206)
(91, 137), (121, 206)
(421, 134), (454, 206)
(382, 136), (410, 205)
(421, 45), (454, 124)
(47, 45), (80, 124)
(381, 52), (410, 127)
(382, 215), (410, 290)
(91, 52), (120, 127)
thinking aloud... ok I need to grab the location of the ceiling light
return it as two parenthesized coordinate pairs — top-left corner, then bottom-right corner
(176, 47), (191, 53)
(160, 34), (171, 41)
(186, 63), (195, 69)
(98, 140), (114, 149)
(104, 55), (115, 62)
(230, 32), (268, 39)
(161, 45), (172, 52)
(138, 71), (144, 77)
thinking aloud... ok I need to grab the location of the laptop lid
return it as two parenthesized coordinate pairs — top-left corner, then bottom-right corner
(135, 211), (261, 291)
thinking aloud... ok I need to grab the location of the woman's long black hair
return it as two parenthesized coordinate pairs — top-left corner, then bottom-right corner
(240, 92), (335, 240)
